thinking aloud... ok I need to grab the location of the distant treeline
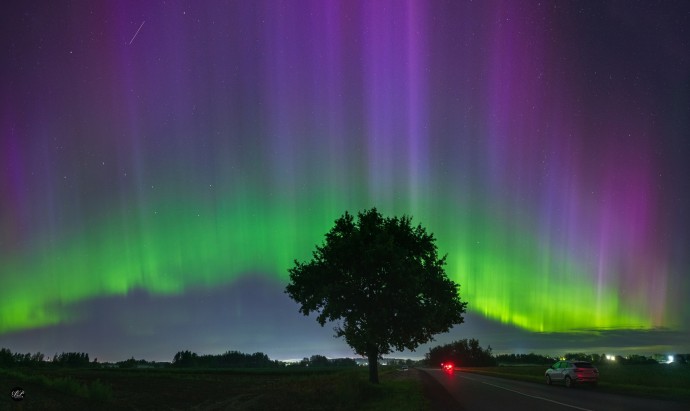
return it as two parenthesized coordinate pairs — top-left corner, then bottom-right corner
(495, 352), (690, 365)
(494, 353), (557, 364)
(172, 350), (282, 368)
(0, 347), (360, 369)
(3, 346), (687, 369)
(293, 355), (358, 368)
(0, 348), (93, 367)
(171, 351), (360, 368)
(554, 353), (689, 365)
(424, 341), (690, 367)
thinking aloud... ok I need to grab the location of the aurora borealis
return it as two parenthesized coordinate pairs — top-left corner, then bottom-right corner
(1, 1), (689, 361)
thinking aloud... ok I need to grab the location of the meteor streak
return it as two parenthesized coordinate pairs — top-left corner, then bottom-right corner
(128, 21), (145, 45)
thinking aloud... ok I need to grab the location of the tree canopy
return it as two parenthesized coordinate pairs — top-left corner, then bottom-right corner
(426, 338), (497, 367)
(285, 208), (467, 383)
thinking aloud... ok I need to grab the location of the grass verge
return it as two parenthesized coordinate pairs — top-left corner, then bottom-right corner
(0, 368), (114, 402)
(360, 368), (428, 411)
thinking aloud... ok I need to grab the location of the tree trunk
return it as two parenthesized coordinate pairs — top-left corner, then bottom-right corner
(367, 344), (379, 384)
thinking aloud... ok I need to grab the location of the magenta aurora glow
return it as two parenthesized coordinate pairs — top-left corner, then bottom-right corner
(1, 1), (689, 362)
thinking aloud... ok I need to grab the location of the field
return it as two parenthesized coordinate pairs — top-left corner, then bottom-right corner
(4, 363), (689, 409)
(463, 363), (690, 401)
(0, 366), (427, 410)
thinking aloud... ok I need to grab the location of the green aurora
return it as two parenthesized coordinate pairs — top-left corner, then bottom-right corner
(1, 190), (655, 335)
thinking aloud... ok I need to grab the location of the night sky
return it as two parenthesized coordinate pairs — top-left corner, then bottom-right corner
(2, 0), (689, 362)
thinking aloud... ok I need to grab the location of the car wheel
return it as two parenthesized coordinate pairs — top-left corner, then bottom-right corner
(565, 376), (572, 388)
(545, 375), (552, 385)
(591, 382), (598, 388)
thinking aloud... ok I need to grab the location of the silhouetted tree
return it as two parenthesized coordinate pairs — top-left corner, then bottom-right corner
(625, 354), (658, 365)
(31, 352), (45, 363)
(309, 355), (330, 367)
(117, 357), (139, 368)
(171, 350), (280, 368)
(172, 350), (199, 367)
(330, 357), (357, 367)
(494, 353), (555, 365)
(0, 348), (50, 367)
(52, 352), (90, 367)
(286, 208), (467, 383)
(0, 348), (13, 366)
(564, 352), (589, 361)
(426, 338), (496, 367)
(590, 353), (603, 364)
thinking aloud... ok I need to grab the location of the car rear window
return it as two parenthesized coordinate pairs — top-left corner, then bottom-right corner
(573, 362), (594, 368)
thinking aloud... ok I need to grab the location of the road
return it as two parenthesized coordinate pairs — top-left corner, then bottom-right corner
(419, 368), (688, 411)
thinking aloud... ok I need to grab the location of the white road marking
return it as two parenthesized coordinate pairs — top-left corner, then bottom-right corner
(456, 373), (594, 411)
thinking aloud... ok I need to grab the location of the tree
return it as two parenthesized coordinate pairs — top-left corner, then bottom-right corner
(309, 354), (330, 367)
(426, 338), (497, 367)
(285, 208), (467, 383)
(172, 350), (199, 367)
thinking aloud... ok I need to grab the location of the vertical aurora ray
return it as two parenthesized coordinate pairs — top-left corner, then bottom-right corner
(1, 0), (688, 349)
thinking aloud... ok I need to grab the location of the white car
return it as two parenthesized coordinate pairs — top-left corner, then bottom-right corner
(545, 360), (598, 387)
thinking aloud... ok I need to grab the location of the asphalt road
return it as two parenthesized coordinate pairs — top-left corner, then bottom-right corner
(420, 368), (688, 411)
